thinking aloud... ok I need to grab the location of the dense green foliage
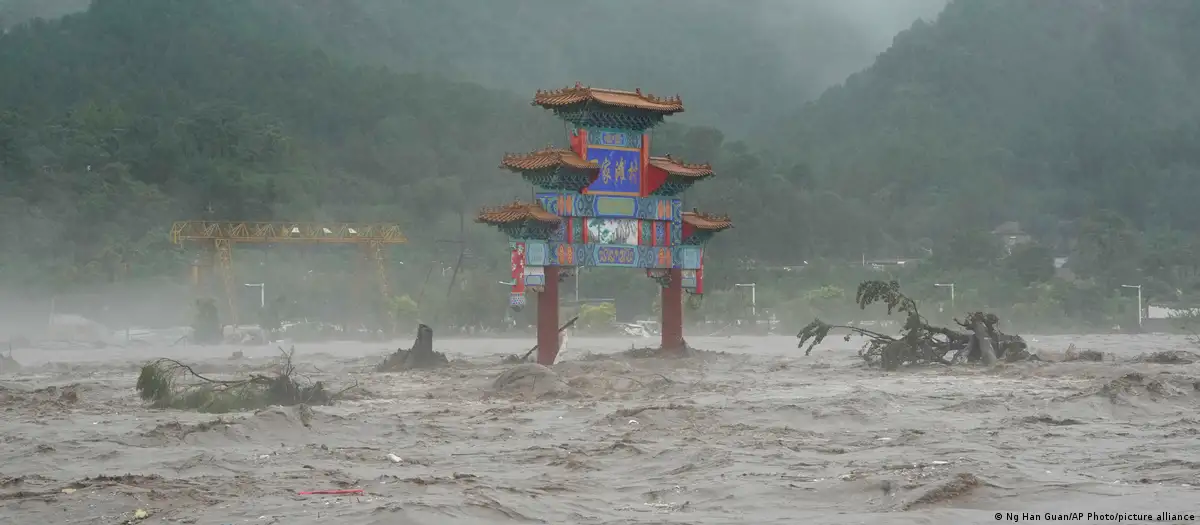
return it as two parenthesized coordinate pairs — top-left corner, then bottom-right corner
(0, 0), (549, 288)
(4, 0), (1200, 333)
(0, 0), (87, 30)
(746, 0), (1200, 328)
(761, 0), (1200, 273)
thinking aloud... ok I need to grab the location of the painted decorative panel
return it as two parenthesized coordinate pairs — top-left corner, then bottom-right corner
(637, 246), (655, 266)
(586, 218), (639, 245)
(535, 193), (681, 221)
(549, 221), (566, 242)
(554, 243), (577, 266)
(509, 241), (527, 309)
(585, 127), (643, 149)
(585, 146), (641, 196)
(510, 242), (526, 294)
(594, 196), (637, 217)
(678, 246), (703, 269)
(575, 244), (595, 266)
(526, 244), (678, 269)
(655, 247), (673, 268)
(524, 266), (545, 287)
(594, 246), (638, 266)
(570, 217), (584, 243)
(639, 220), (653, 245)
(654, 221), (667, 246)
(525, 241), (548, 266)
(572, 194), (596, 216)
(516, 239), (702, 269)
(554, 193), (579, 216)
(656, 200), (673, 220)
(681, 268), (700, 288)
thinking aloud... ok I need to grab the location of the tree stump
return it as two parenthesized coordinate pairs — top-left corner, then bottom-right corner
(376, 324), (448, 371)
(0, 352), (20, 373)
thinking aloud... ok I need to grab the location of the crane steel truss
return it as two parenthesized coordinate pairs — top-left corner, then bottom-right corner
(170, 221), (407, 327)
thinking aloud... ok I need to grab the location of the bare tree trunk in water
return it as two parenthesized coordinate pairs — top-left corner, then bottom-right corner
(971, 320), (998, 366)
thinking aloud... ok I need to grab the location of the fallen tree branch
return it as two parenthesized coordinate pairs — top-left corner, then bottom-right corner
(135, 346), (348, 412)
(518, 316), (580, 362)
(797, 280), (1030, 370)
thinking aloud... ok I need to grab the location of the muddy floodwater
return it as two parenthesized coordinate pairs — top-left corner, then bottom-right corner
(2, 334), (1199, 524)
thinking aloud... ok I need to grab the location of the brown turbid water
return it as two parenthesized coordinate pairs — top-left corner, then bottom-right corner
(2, 334), (1198, 524)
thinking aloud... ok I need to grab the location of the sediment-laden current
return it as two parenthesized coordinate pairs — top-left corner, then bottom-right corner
(1, 334), (1198, 524)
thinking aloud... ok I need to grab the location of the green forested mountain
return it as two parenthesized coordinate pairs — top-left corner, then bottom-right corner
(4, 0), (1200, 332)
(752, 0), (1200, 308)
(0, 0), (793, 327)
(769, 0), (1200, 237)
(276, 0), (946, 133)
(0, 0), (87, 29)
(3, 0), (948, 135)
(0, 0), (555, 297)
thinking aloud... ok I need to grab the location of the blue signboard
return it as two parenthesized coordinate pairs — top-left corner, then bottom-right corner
(585, 146), (641, 196)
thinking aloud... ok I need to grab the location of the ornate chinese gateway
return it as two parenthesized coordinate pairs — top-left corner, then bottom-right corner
(477, 84), (732, 365)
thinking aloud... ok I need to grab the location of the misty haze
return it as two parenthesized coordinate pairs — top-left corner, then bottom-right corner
(2, 0), (1199, 523)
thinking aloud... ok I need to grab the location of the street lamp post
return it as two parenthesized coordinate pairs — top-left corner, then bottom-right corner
(1121, 284), (1143, 330)
(935, 283), (955, 312)
(734, 283), (757, 318)
(244, 283), (265, 309)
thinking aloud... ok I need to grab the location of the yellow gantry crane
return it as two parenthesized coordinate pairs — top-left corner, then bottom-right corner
(170, 221), (407, 327)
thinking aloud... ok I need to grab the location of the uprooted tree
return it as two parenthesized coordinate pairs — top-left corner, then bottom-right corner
(796, 280), (1030, 370)
(136, 347), (352, 413)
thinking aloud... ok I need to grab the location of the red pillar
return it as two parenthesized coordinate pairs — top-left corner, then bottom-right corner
(661, 268), (684, 353)
(537, 266), (561, 365)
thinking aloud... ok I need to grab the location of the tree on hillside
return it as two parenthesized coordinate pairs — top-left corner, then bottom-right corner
(1005, 243), (1055, 286)
(1070, 210), (1143, 289)
(760, 0), (1200, 266)
(0, 0), (552, 293)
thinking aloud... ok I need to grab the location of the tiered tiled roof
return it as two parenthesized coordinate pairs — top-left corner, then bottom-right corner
(476, 202), (562, 225)
(682, 210), (733, 231)
(649, 155), (715, 178)
(500, 147), (597, 172)
(533, 83), (684, 114)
